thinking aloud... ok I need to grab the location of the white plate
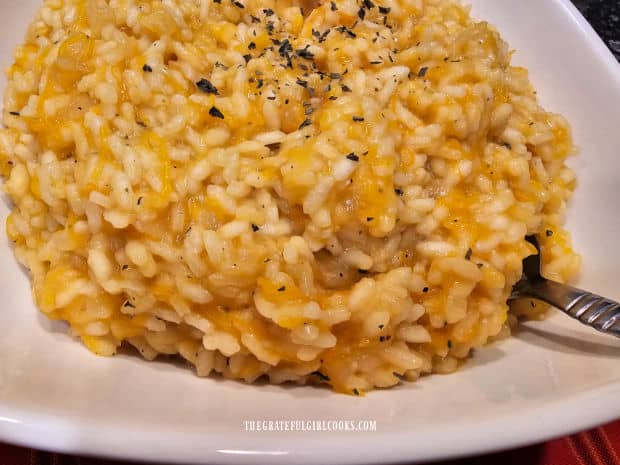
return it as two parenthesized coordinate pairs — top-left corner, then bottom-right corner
(1, 0), (620, 463)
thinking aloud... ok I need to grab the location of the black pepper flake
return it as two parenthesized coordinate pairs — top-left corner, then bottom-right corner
(448, 340), (453, 348)
(546, 230), (553, 237)
(378, 6), (390, 13)
(319, 29), (331, 42)
(378, 324), (384, 329)
(312, 371), (331, 382)
(363, 0), (375, 8)
(209, 106), (225, 119)
(263, 8), (274, 16)
(142, 64), (152, 72)
(418, 66), (429, 77)
(357, 269), (369, 274)
(8, 111), (20, 116)
(341, 84), (352, 92)
(465, 248), (473, 260)
(123, 300), (136, 308)
(213, 0), (221, 3)
(422, 287), (429, 293)
(243, 54), (252, 63)
(366, 217), (374, 222)
(346, 153), (359, 161)
(137, 196), (143, 205)
(298, 118), (312, 130)
(277, 286), (286, 292)
(266, 95), (276, 100)
(248, 42), (256, 50)
(250, 14), (260, 23)
(477, 263), (484, 269)
(394, 188), (403, 196)
(530, 301), (536, 308)
(357, 8), (365, 19)
(329, 95), (338, 100)
(503, 142), (512, 150)
(121, 264), (129, 270)
(278, 39), (292, 57)
(352, 115), (364, 122)
(330, 1), (337, 10)
(337, 26), (356, 38)
(251, 223), (260, 232)
(232, 0), (244, 8)
(352, 388), (360, 396)
(196, 78), (219, 95)
(296, 78), (308, 88)
(329, 72), (342, 79)
(257, 78), (264, 88)
(296, 47), (315, 60)
(266, 21), (274, 34)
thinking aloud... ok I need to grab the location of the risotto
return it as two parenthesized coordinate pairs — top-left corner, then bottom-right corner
(0, 0), (580, 394)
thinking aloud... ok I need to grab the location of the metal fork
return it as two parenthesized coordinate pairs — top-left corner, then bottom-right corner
(510, 235), (620, 338)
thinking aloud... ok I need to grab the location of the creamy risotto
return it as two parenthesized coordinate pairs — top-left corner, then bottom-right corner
(0, 0), (580, 394)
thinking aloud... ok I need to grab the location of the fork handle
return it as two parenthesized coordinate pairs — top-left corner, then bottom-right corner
(515, 278), (620, 337)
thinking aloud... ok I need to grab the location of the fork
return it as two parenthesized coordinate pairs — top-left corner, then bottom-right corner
(510, 235), (620, 338)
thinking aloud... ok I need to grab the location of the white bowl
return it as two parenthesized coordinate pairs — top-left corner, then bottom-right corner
(1, 0), (619, 463)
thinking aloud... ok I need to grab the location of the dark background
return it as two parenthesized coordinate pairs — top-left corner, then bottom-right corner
(572, 0), (620, 59)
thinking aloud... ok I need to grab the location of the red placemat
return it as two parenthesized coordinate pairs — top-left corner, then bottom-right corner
(2, 419), (619, 465)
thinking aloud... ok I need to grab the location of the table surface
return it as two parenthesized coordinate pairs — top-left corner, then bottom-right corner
(573, 0), (620, 60)
(1, 1), (619, 464)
